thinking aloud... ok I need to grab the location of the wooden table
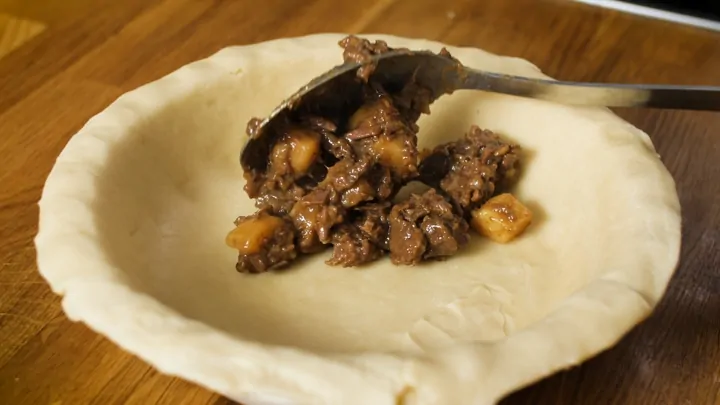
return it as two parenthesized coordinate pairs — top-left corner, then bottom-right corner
(1, 0), (718, 404)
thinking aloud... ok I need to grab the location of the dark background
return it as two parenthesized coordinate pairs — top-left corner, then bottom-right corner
(621, 0), (720, 20)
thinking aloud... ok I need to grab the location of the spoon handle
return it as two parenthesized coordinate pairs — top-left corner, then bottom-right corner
(458, 68), (720, 111)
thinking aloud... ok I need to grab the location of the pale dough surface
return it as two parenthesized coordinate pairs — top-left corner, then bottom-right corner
(35, 34), (681, 405)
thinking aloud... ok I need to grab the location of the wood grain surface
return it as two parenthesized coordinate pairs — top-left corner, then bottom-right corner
(0, 0), (719, 404)
(0, 13), (45, 59)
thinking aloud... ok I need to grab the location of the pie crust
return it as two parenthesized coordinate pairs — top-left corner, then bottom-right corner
(35, 34), (681, 405)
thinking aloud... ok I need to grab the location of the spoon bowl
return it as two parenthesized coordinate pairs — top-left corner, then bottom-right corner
(241, 49), (720, 171)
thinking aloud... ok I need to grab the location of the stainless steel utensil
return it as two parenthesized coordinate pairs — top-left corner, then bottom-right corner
(241, 50), (720, 168)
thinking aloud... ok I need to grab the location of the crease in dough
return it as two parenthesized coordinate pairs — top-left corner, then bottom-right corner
(408, 283), (515, 352)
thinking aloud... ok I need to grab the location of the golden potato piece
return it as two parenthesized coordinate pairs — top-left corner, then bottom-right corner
(225, 211), (286, 254)
(288, 130), (321, 174)
(470, 193), (533, 243)
(271, 129), (320, 176)
(348, 97), (393, 130)
(374, 136), (408, 169)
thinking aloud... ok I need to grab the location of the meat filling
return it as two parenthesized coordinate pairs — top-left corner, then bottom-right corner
(226, 209), (297, 273)
(228, 36), (532, 273)
(339, 35), (396, 82)
(419, 125), (520, 212)
(389, 189), (470, 265)
(327, 202), (392, 267)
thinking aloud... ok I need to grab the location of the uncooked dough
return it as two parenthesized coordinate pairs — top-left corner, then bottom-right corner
(35, 34), (681, 405)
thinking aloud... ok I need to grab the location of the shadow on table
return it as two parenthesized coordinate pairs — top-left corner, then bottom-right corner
(500, 254), (720, 405)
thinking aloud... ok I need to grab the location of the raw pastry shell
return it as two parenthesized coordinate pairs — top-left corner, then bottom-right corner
(35, 34), (681, 405)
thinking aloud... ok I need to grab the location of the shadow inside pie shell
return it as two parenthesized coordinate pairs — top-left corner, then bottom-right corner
(34, 34), (681, 405)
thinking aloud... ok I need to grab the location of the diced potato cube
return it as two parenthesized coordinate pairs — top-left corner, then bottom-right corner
(226, 212), (285, 254)
(270, 129), (320, 176)
(373, 136), (408, 170)
(348, 98), (392, 130)
(288, 130), (320, 174)
(348, 103), (374, 130)
(470, 193), (533, 243)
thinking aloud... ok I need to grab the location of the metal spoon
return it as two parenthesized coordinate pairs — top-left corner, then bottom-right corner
(241, 50), (720, 169)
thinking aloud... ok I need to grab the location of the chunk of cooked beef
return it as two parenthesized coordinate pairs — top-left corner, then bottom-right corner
(326, 202), (391, 267)
(315, 157), (388, 209)
(388, 189), (470, 265)
(289, 187), (345, 253)
(353, 202), (392, 250)
(418, 125), (520, 212)
(339, 35), (396, 81)
(226, 209), (297, 273)
(327, 224), (383, 267)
